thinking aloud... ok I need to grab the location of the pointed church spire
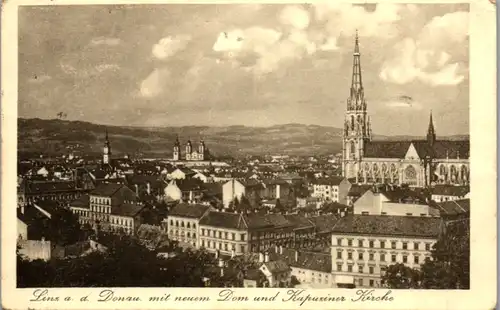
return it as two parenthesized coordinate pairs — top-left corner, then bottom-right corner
(349, 29), (364, 111)
(427, 110), (436, 146)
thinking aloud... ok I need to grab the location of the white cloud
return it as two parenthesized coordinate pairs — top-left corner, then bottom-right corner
(319, 37), (339, 51)
(212, 26), (324, 74)
(385, 99), (422, 110)
(140, 69), (169, 98)
(152, 35), (191, 60)
(95, 64), (120, 73)
(90, 37), (122, 46)
(60, 62), (78, 75)
(379, 11), (468, 86)
(279, 6), (310, 30)
(314, 3), (403, 40)
(420, 11), (469, 46)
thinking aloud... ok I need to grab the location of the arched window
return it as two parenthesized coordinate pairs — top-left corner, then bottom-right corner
(350, 142), (356, 159)
(450, 165), (458, 183)
(351, 116), (355, 130)
(461, 165), (469, 183)
(181, 222), (185, 228)
(439, 165), (447, 180)
(357, 115), (362, 130)
(390, 164), (398, 177)
(187, 222), (191, 229)
(404, 165), (417, 185)
(175, 220), (179, 227)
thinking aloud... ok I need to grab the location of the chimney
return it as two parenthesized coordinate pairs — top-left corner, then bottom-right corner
(134, 184), (139, 196)
(41, 237), (45, 242)
(295, 250), (298, 262)
(264, 252), (269, 263)
(146, 182), (151, 195)
(259, 252), (264, 263)
(276, 184), (281, 199)
(189, 190), (194, 202)
(280, 245), (283, 255)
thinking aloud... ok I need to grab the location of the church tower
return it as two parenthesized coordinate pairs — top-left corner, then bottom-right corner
(185, 140), (192, 161)
(173, 135), (181, 161)
(103, 129), (111, 165)
(198, 140), (206, 161)
(342, 31), (372, 180)
(426, 111), (436, 147)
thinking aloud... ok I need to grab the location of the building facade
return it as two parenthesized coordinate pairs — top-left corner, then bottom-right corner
(199, 212), (250, 255)
(173, 136), (210, 161)
(310, 177), (351, 204)
(330, 214), (441, 288)
(341, 33), (470, 188)
(167, 203), (212, 248)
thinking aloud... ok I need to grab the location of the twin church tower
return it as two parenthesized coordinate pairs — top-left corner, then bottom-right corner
(101, 130), (210, 164)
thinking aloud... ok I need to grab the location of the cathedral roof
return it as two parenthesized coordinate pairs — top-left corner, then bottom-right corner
(363, 141), (412, 158)
(364, 139), (469, 159)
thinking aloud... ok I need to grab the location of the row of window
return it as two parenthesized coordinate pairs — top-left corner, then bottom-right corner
(170, 220), (197, 229)
(360, 211), (428, 217)
(91, 205), (111, 214)
(73, 209), (90, 217)
(90, 196), (111, 205)
(358, 278), (379, 288)
(200, 239), (246, 253)
(169, 230), (197, 239)
(337, 238), (431, 251)
(110, 217), (133, 227)
(337, 253), (424, 267)
(201, 229), (246, 241)
(337, 264), (377, 274)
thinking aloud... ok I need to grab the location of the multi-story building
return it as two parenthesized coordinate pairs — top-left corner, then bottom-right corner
(167, 203), (212, 248)
(270, 247), (334, 288)
(18, 179), (87, 206)
(330, 214), (442, 288)
(353, 187), (439, 217)
(310, 177), (351, 204)
(69, 183), (147, 234)
(430, 184), (470, 202)
(199, 211), (250, 255)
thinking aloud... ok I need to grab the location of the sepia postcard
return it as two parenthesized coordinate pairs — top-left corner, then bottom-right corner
(1, 0), (497, 309)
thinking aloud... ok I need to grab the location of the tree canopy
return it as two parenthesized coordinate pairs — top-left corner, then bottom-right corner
(382, 218), (469, 289)
(17, 234), (228, 287)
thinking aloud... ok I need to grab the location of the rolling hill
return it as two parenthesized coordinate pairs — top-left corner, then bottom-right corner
(17, 118), (469, 159)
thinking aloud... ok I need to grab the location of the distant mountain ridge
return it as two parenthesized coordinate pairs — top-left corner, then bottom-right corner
(17, 118), (469, 158)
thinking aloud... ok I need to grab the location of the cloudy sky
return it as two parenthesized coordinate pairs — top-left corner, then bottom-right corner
(19, 3), (469, 136)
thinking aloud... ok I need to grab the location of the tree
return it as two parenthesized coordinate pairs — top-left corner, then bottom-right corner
(382, 218), (470, 290)
(381, 263), (422, 289)
(29, 206), (83, 246)
(419, 218), (470, 289)
(17, 234), (224, 287)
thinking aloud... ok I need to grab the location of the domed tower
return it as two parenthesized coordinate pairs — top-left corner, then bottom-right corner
(173, 135), (181, 161)
(185, 140), (192, 161)
(198, 140), (206, 160)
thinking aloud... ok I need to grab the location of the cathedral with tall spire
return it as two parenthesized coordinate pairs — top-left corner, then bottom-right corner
(341, 32), (470, 187)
